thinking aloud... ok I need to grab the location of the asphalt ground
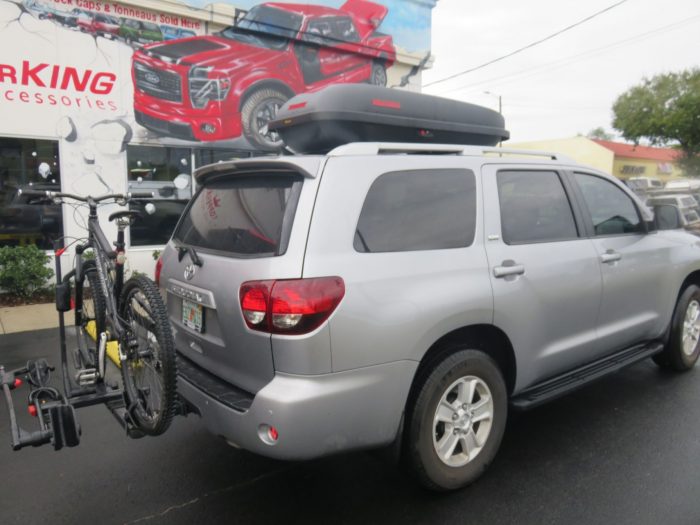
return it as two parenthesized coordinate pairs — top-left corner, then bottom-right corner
(1, 328), (700, 525)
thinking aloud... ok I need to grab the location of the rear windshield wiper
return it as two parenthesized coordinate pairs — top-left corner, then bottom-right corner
(176, 244), (203, 267)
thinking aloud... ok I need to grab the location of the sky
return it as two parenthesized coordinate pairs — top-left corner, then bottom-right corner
(421, 0), (700, 143)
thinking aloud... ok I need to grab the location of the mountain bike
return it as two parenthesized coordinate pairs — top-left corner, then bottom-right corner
(1, 189), (177, 450)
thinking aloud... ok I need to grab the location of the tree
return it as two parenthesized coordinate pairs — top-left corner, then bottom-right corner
(612, 69), (700, 175)
(587, 127), (614, 141)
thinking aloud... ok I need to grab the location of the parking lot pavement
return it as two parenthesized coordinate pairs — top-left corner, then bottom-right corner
(1, 328), (700, 525)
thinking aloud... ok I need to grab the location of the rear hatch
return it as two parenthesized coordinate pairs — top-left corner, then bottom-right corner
(160, 157), (322, 394)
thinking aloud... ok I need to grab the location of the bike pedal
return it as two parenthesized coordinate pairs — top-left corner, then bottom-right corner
(75, 368), (98, 386)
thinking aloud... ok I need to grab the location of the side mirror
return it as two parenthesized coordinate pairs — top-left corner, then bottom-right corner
(654, 204), (683, 230)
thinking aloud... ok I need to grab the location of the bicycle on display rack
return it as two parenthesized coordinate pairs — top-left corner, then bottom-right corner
(0, 189), (178, 451)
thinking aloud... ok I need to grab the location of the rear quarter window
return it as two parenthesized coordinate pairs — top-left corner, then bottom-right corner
(354, 169), (476, 253)
(174, 174), (302, 258)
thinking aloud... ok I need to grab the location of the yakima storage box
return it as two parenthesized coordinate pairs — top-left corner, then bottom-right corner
(269, 84), (509, 154)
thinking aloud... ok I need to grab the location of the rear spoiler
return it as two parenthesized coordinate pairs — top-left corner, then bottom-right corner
(195, 157), (321, 185)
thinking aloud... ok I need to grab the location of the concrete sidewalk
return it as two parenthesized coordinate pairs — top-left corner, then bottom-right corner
(0, 303), (73, 335)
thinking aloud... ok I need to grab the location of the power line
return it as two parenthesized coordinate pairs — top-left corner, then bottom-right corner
(424, 0), (629, 88)
(432, 14), (700, 96)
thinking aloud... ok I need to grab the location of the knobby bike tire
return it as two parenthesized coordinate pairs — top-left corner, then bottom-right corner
(119, 275), (177, 436)
(75, 261), (107, 368)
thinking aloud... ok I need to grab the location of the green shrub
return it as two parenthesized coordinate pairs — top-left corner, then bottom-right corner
(152, 249), (162, 261)
(0, 245), (54, 299)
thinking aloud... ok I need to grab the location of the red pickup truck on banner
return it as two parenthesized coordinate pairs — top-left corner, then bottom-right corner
(131, 0), (395, 150)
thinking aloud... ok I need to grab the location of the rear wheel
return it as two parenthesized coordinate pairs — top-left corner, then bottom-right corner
(654, 285), (700, 371)
(241, 87), (288, 151)
(369, 61), (387, 86)
(405, 349), (507, 491)
(119, 275), (177, 435)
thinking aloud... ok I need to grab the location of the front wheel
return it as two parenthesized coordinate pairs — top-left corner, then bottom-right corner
(119, 275), (177, 436)
(240, 87), (289, 151)
(405, 349), (507, 491)
(654, 285), (700, 371)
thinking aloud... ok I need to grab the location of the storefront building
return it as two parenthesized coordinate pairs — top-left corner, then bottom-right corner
(0, 0), (438, 274)
(510, 136), (684, 182)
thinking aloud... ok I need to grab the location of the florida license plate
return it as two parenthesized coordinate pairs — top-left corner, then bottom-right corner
(182, 299), (203, 332)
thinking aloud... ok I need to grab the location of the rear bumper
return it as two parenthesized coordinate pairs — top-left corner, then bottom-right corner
(177, 358), (417, 460)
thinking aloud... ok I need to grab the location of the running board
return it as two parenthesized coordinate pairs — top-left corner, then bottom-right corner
(511, 342), (664, 410)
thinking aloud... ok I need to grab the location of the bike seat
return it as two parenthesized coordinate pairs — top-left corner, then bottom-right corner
(109, 210), (141, 222)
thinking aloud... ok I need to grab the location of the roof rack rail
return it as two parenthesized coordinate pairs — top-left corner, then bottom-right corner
(327, 143), (576, 164)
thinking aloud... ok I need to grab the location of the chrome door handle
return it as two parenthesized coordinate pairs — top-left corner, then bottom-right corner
(493, 263), (525, 278)
(600, 250), (622, 264)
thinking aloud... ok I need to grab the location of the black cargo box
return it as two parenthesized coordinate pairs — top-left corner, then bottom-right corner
(269, 84), (509, 154)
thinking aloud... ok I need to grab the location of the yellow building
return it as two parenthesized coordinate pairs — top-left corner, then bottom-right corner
(510, 137), (684, 182)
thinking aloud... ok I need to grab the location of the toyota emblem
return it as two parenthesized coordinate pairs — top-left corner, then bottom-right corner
(184, 264), (196, 281)
(145, 72), (160, 84)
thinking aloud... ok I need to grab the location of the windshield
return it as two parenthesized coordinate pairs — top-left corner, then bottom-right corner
(219, 6), (302, 50)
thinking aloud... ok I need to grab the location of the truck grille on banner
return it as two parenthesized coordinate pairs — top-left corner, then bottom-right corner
(134, 63), (182, 103)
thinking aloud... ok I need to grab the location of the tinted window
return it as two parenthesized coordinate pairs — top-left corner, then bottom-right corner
(354, 169), (476, 253)
(575, 173), (644, 236)
(127, 145), (193, 246)
(0, 137), (63, 249)
(497, 170), (578, 244)
(174, 175), (302, 257)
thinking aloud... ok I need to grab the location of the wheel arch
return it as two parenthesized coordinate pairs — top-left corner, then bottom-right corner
(238, 79), (295, 112)
(411, 324), (517, 398)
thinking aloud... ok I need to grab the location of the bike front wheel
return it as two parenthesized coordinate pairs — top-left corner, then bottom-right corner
(119, 275), (177, 436)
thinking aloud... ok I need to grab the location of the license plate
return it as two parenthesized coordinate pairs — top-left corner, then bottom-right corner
(182, 299), (204, 332)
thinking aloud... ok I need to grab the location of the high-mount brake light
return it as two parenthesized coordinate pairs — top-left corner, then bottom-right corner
(240, 277), (345, 335)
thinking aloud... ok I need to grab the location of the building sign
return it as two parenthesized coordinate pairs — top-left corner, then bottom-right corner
(0, 0), (437, 256)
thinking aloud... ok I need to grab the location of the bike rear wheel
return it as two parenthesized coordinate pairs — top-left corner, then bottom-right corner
(119, 275), (177, 436)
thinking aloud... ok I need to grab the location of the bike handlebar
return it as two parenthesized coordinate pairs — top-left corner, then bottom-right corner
(18, 189), (154, 202)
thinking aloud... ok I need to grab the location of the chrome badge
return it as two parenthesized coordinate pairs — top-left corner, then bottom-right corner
(184, 264), (196, 281)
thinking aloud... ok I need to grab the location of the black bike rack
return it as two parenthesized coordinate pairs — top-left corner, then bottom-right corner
(0, 244), (148, 451)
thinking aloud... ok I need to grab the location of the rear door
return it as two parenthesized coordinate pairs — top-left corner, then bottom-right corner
(482, 165), (603, 391)
(159, 159), (320, 394)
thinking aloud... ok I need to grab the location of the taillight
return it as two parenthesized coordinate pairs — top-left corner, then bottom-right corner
(240, 277), (345, 335)
(155, 256), (163, 286)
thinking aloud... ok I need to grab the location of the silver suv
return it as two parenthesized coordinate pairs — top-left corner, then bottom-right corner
(159, 142), (700, 491)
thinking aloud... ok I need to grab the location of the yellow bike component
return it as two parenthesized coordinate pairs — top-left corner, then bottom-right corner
(85, 320), (121, 368)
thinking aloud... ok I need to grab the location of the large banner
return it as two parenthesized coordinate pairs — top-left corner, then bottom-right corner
(0, 0), (436, 152)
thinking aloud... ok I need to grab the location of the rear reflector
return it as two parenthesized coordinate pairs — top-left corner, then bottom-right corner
(155, 256), (163, 286)
(240, 277), (345, 335)
(371, 98), (401, 109)
(288, 101), (307, 110)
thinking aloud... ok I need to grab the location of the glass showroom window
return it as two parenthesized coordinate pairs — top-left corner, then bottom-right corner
(127, 145), (193, 246)
(0, 137), (63, 250)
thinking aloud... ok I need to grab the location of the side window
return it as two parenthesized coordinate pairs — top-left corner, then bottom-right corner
(574, 173), (644, 236)
(497, 170), (578, 244)
(354, 169), (476, 253)
(332, 18), (360, 42)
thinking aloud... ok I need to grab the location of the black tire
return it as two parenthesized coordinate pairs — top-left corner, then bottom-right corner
(369, 61), (387, 87)
(75, 261), (106, 367)
(654, 285), (700, 371)
(240, 87), (289, 151)
(405, 349), (507, 491)
(119, 275), (177, 436)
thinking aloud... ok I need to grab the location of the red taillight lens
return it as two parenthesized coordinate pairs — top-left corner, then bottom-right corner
(240, 277), (345, 335)
(155, 256), (163, 287)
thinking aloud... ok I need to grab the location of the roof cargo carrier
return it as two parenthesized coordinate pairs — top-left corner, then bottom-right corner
(269, 84), (510, 154)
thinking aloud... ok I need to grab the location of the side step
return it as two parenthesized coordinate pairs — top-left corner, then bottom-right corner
(511, 342), (664, 410)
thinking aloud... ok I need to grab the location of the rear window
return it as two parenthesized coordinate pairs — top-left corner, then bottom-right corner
(174, 174), (302, 257)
